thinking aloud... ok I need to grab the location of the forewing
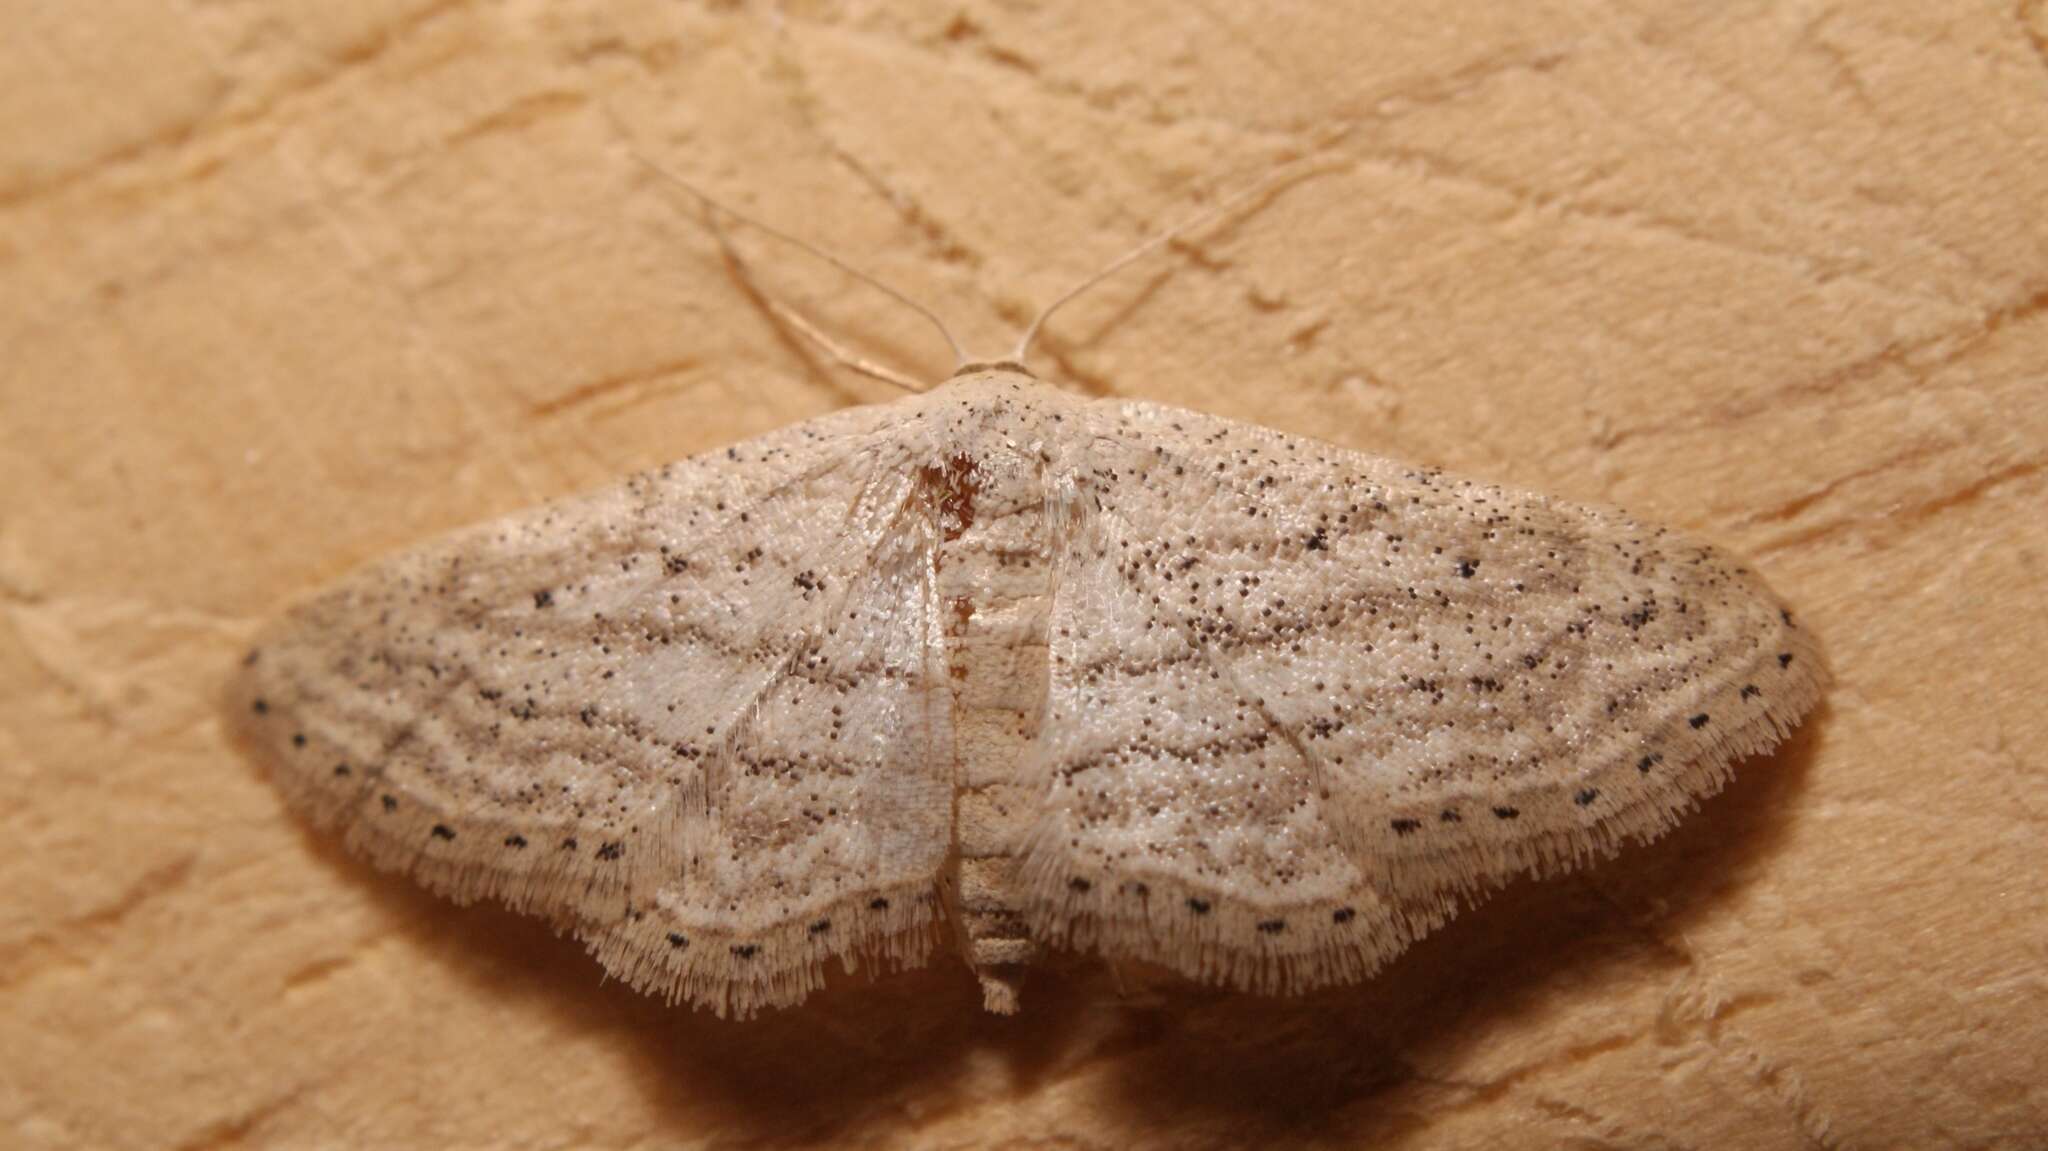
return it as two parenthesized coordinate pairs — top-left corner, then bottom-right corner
(231, 400), (952, 1015)
(1023, 398), (1822, 991)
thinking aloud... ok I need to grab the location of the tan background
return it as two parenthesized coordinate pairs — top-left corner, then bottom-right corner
(4, 2), (2045, 1148)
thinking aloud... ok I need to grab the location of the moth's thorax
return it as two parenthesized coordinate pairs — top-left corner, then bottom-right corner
(914, 367), (1074, 428)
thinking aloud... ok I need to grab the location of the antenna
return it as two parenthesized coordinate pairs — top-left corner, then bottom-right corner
(605, 111), (969, 376)
(607, 105), (1353, 389)
(1012, 134), (1354, 364)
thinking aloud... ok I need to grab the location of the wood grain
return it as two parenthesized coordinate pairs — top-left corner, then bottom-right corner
(3, 2), (2043, 1147)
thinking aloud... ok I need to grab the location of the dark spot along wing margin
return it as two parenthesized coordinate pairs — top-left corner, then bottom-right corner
(1016, 397), (1822, 993)
(231, 399), (958, 1016)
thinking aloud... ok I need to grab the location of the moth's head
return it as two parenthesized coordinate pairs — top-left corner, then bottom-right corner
(946, 359), (1036, 382)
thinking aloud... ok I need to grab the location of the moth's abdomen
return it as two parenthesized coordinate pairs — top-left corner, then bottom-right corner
(926, 441), (1060, 1014)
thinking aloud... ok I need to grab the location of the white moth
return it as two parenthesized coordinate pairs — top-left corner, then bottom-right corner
(231, 155), (1823, 1018)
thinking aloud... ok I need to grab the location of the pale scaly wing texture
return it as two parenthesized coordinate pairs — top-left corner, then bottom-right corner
(1022, 397), (1824, 994)
(230, 399), (953, 1017)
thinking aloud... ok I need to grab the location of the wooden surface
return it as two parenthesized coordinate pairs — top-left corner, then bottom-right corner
(4, 2), (2045, 1148)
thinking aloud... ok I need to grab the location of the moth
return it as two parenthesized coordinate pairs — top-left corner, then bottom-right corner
(231, 151), (1823, 1018)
